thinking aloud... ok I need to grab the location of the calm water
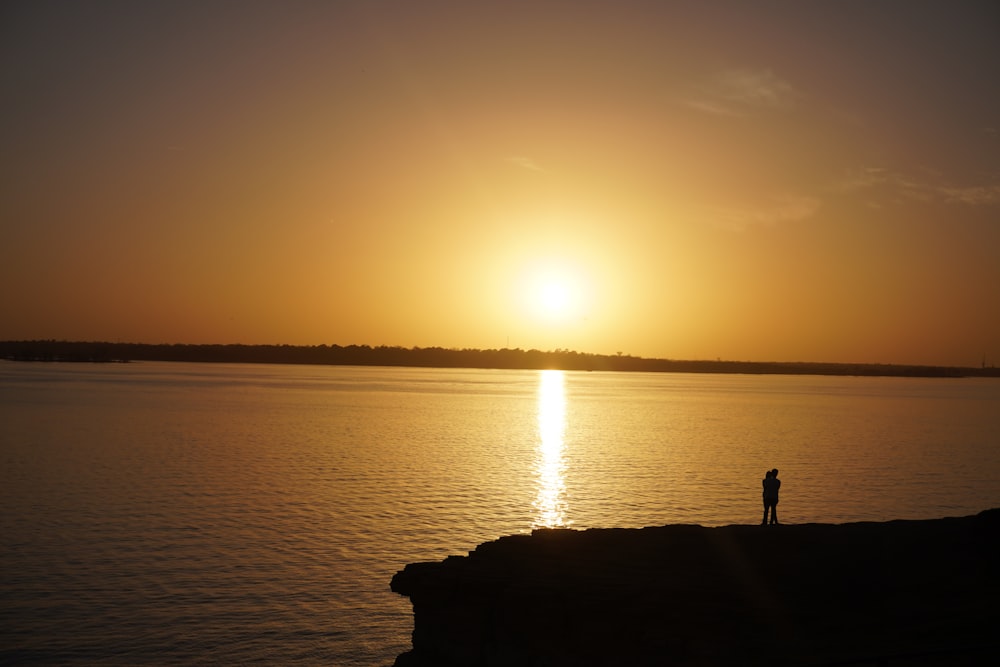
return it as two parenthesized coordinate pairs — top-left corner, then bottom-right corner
(2, 362), (999, 664)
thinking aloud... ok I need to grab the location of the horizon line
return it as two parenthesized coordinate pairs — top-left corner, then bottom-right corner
(1, 339), (995, 374)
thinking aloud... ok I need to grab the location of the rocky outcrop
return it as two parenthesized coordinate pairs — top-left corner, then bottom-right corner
(391, 510), (999, 666)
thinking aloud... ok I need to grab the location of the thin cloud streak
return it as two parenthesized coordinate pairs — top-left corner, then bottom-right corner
(508, 156), (546, 173)
(684, 68), (799, 117)
(939, 184), (1000, 206)
(833, 167), (1000, 207)
(710, 194), (822, 232)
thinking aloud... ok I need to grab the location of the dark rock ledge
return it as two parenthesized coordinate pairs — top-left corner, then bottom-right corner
(391, 510), (999, 666)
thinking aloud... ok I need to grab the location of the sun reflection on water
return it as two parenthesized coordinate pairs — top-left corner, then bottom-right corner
(534, 369), (569, 528)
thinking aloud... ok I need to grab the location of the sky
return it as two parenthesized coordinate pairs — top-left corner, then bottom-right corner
(2, 1), (999, 367)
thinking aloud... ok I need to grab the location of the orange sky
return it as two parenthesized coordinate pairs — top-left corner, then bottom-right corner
(2, 1), (999, 367)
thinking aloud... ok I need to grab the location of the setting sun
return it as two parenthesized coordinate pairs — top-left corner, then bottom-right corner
(518, 260), (590, 327)
(535, 274), (578, 320)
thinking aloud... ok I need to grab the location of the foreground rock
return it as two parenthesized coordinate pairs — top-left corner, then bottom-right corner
(391, 510), (999, 666)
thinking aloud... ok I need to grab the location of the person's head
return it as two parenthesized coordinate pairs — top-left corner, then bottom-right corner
(772, 468), (779, 477)
(765, 469), (773, 478)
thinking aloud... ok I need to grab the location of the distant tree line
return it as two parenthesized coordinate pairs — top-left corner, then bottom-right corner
(2, 340), (997, 377)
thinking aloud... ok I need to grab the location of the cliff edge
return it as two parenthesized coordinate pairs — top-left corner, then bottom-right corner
(391, 510), (999, 666)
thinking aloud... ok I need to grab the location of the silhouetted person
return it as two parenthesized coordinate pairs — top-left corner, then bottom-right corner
(762, 468), (780, 525)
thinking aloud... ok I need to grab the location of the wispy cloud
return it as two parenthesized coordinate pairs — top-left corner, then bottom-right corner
(683, 97), (741, 117)
(684, 68), (799, 117)
(939, 184), (1000, 206)
(833, 166), (1000, 206)
(507, 156), (546, 173)
(834, 166), (890, 191)
(834, 167), (932, 202)
(710, 194), (821, 232)
(718, 69), (797, 109)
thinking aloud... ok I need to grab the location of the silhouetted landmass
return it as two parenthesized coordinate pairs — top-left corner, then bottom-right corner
(391, 510), (1000, 666)
(1, 340), (998, 377)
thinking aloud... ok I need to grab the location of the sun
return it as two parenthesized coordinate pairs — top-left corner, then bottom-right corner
(538, 280), (573, 316)
(527, 265), (585, 323)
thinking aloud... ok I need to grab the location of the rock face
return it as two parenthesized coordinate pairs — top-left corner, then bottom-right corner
(391, 510), (999, 666)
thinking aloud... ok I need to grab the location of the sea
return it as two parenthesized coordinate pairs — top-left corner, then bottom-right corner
(2, 361), (999, 665)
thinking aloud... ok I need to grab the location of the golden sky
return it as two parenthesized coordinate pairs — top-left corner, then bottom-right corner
(2, 1), (999, 366)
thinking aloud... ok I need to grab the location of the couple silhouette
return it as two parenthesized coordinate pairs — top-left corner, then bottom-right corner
(762, 468), (780, 525)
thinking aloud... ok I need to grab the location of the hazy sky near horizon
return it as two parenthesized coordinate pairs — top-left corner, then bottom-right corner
(2, 1), (999, 366)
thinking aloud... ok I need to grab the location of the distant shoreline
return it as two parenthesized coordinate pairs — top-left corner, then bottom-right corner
(3, 340), (997, 378)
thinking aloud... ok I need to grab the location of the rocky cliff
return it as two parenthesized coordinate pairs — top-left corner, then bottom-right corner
(391, 510), (999, 666)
